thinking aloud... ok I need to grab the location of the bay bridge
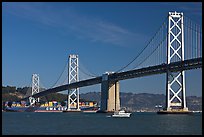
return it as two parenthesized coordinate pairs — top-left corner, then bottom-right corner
(22, 11), (202, 113)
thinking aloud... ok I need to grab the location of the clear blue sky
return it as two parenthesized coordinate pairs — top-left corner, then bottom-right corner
(2, 2), (202, 96)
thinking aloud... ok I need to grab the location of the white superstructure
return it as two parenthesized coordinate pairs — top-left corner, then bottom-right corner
(112, 110), (131, 118)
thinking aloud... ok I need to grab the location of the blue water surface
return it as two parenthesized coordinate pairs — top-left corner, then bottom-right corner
(2, 112), (202, 135)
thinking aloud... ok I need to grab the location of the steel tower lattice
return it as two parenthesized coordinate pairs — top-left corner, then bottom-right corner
(29, 74), (40, 105)
(166, 11), (188, 111)
(67, 54), (80, 110)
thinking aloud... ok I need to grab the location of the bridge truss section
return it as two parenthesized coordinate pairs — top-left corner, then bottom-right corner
(29, 74), (40, 105)
(67, 54), (80, 110)
(166, 11), (188, 111)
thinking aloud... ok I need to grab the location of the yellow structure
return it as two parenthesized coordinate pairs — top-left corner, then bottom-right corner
(89, 102), (93, 107)
(49, 102), (53, 106)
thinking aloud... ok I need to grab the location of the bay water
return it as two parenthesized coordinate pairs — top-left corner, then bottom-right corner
(2, 112), (202, 135)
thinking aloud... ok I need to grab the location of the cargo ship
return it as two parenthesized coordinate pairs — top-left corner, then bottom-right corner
(4, 106), (99, 112)
(33, 106), (65, 112)
(3, 101), (99, 112)
(3, 106), (67, 112)
(3, 101), (66, 112)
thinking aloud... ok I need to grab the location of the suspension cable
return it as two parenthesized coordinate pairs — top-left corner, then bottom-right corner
(78, 60), (99, 77)
(115, 16), (168, 73)
(50, 61), (68, 88)
(78, 66), (98, 78)
(133, 36), (167, 69)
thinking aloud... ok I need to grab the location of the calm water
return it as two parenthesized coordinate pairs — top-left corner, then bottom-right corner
(2, 112), (202, 135)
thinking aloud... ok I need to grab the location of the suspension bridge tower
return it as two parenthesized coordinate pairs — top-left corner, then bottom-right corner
(160, 11), (190, 114)
(29, 74), (40, 106)
(67, 54), (80, 111)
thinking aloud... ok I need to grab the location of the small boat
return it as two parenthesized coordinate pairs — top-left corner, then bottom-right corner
(112, 110), (131, 118)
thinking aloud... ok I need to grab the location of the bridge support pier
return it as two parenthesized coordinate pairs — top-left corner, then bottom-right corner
(100, 73), (120, 113)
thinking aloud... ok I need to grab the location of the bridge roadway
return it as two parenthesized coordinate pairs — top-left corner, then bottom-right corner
(23, 57), (202, 100)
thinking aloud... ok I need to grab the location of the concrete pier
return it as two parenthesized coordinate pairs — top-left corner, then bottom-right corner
(157, 109), (193, 114)
(99, 73), (120, 113)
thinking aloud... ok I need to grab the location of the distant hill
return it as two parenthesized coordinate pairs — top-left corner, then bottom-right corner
(2, 86), (202, 111)
(80, 92), (202, 112)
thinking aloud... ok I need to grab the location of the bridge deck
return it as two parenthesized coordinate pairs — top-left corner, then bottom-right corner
(22, 57), (202, 100)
